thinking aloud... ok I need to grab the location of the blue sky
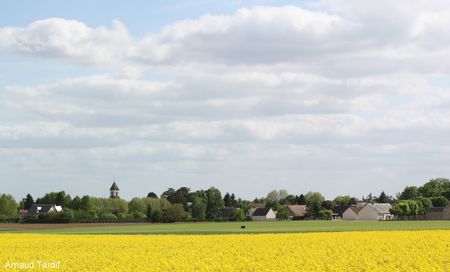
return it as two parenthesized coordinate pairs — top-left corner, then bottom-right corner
(1, 0), (450, 201)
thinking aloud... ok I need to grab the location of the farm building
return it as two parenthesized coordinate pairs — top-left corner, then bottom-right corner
(424, 204), (450, 220)
(28, 204), (63, 215)
(251, 207), (276, 221)
(285, 205), (307, 220)
(246, 204), (265, 217)
(331, 205), (350, 220)
(342, 203), (393, 220)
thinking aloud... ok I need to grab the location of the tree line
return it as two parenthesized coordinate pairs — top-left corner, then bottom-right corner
(0, 178), (449, 223)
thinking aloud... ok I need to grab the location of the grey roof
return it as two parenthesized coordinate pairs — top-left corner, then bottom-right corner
(349, 205), (365, 215)
(110, 182), (119, 191)
(252, 207), (272, 216)
(373, 203), (392, 214)
(332, 205), (350, 216)
(29, 204), (55, 214)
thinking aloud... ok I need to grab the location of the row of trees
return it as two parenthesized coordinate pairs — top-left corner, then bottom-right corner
(1, 178), (450, 222)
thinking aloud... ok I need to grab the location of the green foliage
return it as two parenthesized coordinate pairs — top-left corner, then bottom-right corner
(129, 211), (146, 219)
(390, 201), (410, 216)
(80, 195), (92, 211)
(418, 178), (450, 198)
(318, 209), (333, 218)
(128, 197), (146, 213)
(165, 203), (187, 222)
(431, 196), (449, 207)
(205, 187), (224, 219)
(333, 195), (353, 206)
(147, 192), (158, 198)
(276, 206), (289, 220)
(71, 196), (81, 210)
(223, 192), (237, 208)
(416, 197), (432, 209)
(89, 197), (128, 215)
(0, 194), (19, 220)
(305, 192), (325, 217)
(390, 200), (424, 216)
(229, 209), (244, 221)
(161, 187), (191, 209)
(374, 191), (392, 203)
(398, 186), (420, 200)
(36, 191), (72, 207)
(21, 193), (34, 209)
(191, 197), (207, 220)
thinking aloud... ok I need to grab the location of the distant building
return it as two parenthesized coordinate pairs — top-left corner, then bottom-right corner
(285, 205), (307, 220)
(110, 181), (120, 198)
(29, 204), (63, 215)
(424, 204), (450, 220)
(342, 203), (393, 220)
(331, 205), (350, 220)
(251, 207), (276, 221)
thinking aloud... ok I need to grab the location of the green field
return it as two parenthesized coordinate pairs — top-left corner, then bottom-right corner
(1, 220), (450, 234)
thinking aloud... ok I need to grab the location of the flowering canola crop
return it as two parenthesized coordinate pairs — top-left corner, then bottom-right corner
(1, 231), (449, 271)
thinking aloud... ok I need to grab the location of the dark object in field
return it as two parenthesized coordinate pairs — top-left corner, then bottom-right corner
(241, 225), (246, 229)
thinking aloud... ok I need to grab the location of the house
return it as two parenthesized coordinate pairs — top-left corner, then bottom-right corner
(342, 203), (393, 220)
(373, 203), (394, 220)
(28, 204), (63, 215)
(285, 205), (307, 220)
(246, 204), (265, 217)
(342, 205), (364, 220)
(331, 205), (350, 220)
(251, 207), (276, 221)
(424, 204), (450, 220)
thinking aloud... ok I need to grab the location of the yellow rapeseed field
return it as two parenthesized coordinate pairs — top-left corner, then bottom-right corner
(0, 231), (449, 271)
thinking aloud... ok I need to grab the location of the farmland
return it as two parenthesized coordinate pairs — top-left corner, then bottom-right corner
(1, 220), (450, 234)
(1, 230), (449, 271)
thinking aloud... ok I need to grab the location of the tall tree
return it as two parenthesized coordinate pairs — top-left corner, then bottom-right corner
(21, 193), (34, 210)
(297, 194), (307, 205)
(205, 187), (224, 219)
(374, 191), (392, 203)
(230, 193), (237, 207)
(305, 192), (325, 217)
(398, 186), (420, 200)
(191, 197), (206, 220)
(0, 194), (18, 219)
(419, 178), (450, 198)
(147, 192), (158, 198)
(223, 192), (231, 208)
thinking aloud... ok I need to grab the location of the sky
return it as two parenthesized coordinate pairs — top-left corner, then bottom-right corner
(1, 0), (450, 201)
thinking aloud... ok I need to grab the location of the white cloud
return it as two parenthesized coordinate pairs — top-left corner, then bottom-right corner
(2, 3), (450, 199)
(0, 18), (132, 65)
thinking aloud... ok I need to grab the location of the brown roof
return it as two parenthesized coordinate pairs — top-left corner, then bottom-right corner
(285, 205), (307, 217)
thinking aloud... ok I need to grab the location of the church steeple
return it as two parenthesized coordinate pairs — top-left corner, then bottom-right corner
(110, 180), (119, 198)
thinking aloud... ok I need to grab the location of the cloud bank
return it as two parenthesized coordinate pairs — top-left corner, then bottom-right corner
(1, 2), (450, 199)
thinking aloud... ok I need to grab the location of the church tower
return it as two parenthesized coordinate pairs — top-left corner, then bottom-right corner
(110, 181), (119, 198)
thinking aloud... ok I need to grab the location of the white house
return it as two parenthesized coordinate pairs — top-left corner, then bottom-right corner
(251, 208), (276, 221)
(29, 204), (63, 215)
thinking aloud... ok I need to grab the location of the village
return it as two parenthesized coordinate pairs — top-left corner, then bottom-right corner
(3, 178), (449, 223)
